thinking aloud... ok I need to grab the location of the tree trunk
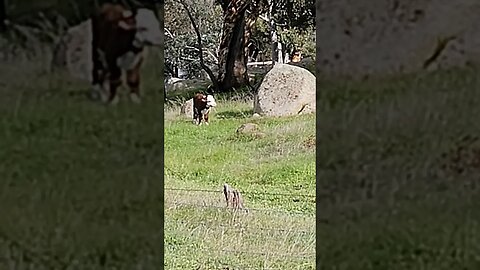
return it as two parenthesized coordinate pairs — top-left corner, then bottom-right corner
(268, 2), (283, 65)
(156, 1), (166, 101)
(217, 0), (252, 92)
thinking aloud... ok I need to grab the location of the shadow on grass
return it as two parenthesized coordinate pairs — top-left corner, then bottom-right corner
(166, 84), (254, 102)
(67, 89), (90, 97)
(217, 109), (253, 119)
(167, 88), (199, 100)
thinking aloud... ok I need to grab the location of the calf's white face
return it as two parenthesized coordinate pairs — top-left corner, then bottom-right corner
(134, 9), (163, 46)
(206, 95), (217, 107)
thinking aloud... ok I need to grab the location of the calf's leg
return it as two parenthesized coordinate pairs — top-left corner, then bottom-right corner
(126, 67), (141, 104)
(90, 18), (104, 101)
(91, 54), (106, 101)
(108, 66), (122, 105)
(204, 111), (209, 125)
(193, 108), (202, 125)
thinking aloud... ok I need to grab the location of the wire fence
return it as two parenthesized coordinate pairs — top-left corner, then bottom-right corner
(167, 249), (315, 270)
(221, 249), (315, 258)
(168, 249), (315, 270)
(167, 201), (315, 217)
(169, 219), (315, 236)
(165, 187), (316, 199)
(165, 185), (316, 266)
(165, 185), (316, 215)
(165, 186), (316, 216)
(166, 260), (314, 270)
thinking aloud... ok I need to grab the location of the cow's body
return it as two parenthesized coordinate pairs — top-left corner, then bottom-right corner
(91, 3), (162, 104)
(193, 93), (217, 125)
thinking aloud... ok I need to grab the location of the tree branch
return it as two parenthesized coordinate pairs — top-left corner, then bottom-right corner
(185, 45), (219, 63)
(176, 0), (219, 93)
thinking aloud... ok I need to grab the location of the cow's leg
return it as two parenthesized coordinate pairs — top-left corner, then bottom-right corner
(195, 108), (204, 125)
(193, 108), (200, 125)
(198, 108), (204, 126)
(108, 65), (122, 105)
(198, 112), (203, 126)
(126, 67), (141, 104)
(204, 111), (209, 125)
(91, 51), (105, 101)
(90, 17), (103, 101)
(94, 70), (109, 102)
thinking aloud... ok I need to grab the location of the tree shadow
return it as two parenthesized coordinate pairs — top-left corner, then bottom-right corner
(66, 89), (99, 102)
(216, 109), (253, 119)
(67, 89), (89, 97)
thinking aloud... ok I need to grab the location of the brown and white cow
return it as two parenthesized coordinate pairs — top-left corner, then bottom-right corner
(193, 93), (217, 125)
(90, 3), (162, 105)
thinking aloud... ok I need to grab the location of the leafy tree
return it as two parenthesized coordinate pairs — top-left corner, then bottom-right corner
(177, 0), (220, 90)
(272, 0), (315, 58)
(164, 0), (222, 80)
(166, 0), (315, 92)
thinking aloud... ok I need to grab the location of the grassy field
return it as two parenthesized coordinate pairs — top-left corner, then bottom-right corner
(317, 67), (480, 269)
(0, 45), (164, 269)
(8, 13), (480, 268)
(164, 96), (316, 268)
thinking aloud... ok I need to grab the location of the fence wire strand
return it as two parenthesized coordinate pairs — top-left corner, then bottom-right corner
(166, 201), (315, 217)
(165, 187), (316, 199)
(168, 219), (315, 235)
(167, 259), (311, 270)
(221, 249), (315, 258)
(166, 185), (315, 267)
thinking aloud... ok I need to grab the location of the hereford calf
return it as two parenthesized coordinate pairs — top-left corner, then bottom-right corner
(91, 3), (162, 105)
(193, 93), (217, 125)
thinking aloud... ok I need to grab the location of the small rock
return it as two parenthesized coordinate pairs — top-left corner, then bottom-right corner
(236, 123), (265, 139)
(236, 123), (260, 134)
(253, 132), (266, 139)
(252, 113), (261, 118)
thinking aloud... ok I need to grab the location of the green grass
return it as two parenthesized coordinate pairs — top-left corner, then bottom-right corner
(317, 66), (480, 269)
(164, 96), (315, 268)
(0, 47), (163, 269)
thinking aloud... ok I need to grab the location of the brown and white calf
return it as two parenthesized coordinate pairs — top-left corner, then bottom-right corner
(90, 3), (162, 104)
(193, 93), (217, 125)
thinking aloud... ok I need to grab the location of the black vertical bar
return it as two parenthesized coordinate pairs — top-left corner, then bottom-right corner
(0, 0), (6, 32)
